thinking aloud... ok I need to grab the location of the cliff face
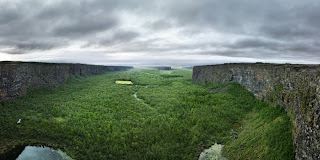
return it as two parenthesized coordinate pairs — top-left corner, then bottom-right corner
(192, 63), (320, 160)
(0, 62), (132, 100)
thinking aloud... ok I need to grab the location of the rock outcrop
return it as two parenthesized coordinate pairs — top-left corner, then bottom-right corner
(192, 63), (320, 160)
(0, 61), (132, 100)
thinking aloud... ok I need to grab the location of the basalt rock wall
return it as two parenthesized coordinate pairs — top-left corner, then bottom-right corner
(192, 63), (320, 160)
(0, 62), (132, 100)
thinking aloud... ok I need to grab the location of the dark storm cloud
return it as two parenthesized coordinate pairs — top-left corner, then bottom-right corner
(0, 0), (319, 64)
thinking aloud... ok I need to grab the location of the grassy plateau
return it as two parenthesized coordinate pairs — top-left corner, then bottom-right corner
(0, 68), (294, 159)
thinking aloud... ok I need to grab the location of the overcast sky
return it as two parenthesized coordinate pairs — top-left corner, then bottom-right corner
(0, 0), (320, 66)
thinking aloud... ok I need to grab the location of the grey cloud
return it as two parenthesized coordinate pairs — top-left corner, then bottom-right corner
(145, 19), (175, 31)
(37, 1), (120, 37)
(99, 31), (140, 45)
(0, 0), (320, 65)
(53, 17), (118, 37)
(13, 42), (57, 50)
(0, 8), (20, 24)
(228, 38), (282, 50)
(0, 39), (68, 54)
(163, 0), (320, 40)
(0, 0), (121, 53)
(259, 25), (319, 39)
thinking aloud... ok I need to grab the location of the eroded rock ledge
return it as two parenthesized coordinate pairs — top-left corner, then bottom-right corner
(0, 61), (133, 100)
(192, 63), (320, 160)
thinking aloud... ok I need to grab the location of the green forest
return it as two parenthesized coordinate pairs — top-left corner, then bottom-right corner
(0, 68), (294, 160)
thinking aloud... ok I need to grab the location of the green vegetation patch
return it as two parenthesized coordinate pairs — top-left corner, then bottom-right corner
(223, 104), (295, 160)
(160, 74), (184, 78)
(0, 69), (294, 160)
(115, 80), (133, 85)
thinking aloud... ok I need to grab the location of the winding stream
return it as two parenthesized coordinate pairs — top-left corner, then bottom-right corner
(133, 92), (141, 101)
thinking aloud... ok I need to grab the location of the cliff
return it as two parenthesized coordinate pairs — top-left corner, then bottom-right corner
(0, 61), (133, 100)
(192, 63), (320, 160)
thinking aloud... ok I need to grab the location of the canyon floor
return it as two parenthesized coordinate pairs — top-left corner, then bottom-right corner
(0, 68), (294, 159)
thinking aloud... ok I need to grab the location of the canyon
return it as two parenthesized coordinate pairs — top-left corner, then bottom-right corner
(192, 63), (320, 160)
(0, 62), (132, 100)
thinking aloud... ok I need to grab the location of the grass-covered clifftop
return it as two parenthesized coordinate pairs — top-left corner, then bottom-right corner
(0, 69), (293, 159)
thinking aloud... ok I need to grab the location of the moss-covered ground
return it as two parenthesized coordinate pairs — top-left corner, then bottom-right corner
(0, 68), (294, 159)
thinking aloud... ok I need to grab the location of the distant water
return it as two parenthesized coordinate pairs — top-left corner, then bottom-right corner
(16, 146), (73, 160)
